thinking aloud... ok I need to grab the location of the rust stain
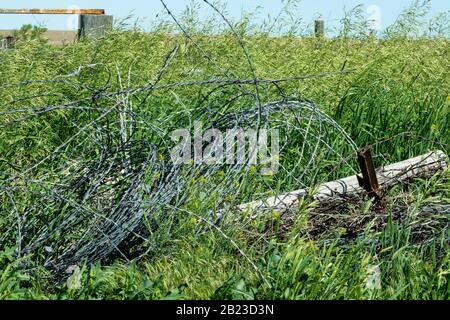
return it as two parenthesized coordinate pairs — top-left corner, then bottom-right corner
(357, 147), (381, 201)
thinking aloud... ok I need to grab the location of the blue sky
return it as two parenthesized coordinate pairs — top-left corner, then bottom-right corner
(0, 0), (448, 32)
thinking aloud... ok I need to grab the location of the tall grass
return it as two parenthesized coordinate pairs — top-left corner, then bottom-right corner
(0, 0), (449, 300)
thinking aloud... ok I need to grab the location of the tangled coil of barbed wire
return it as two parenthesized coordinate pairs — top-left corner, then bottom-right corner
(0, 84), (359, 276)
(0, 89), (361, 273)
(0, 2), (364, 279)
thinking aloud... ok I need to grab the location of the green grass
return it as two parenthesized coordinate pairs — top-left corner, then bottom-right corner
(0, 3), (449, 300)
(1, 172), (449, 300)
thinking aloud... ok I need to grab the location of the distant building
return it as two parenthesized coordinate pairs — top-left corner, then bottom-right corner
(0, 29), (78, 47)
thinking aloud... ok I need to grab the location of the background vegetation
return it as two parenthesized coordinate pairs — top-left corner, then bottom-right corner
(0, 0), (449, 299)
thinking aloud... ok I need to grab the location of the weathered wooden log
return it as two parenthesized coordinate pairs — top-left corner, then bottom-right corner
(237, 150), (448, 213)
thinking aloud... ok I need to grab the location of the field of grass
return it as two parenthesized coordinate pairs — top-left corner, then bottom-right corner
(0, 1), (449, 300)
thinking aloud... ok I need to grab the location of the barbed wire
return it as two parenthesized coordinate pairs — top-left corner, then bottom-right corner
(0, 1), (447, 284)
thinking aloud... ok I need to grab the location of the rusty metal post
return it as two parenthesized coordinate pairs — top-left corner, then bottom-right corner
(357, 147), (381, 201)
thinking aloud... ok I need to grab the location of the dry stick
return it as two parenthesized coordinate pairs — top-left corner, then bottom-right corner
(237, 150), (449, 214)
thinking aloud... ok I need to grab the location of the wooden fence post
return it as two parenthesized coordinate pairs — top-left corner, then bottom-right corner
(78, 14), (113, 39)
(314, 20), (325, 37)
(5, 36), (15, 49)
(1, 36), (15, 50)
